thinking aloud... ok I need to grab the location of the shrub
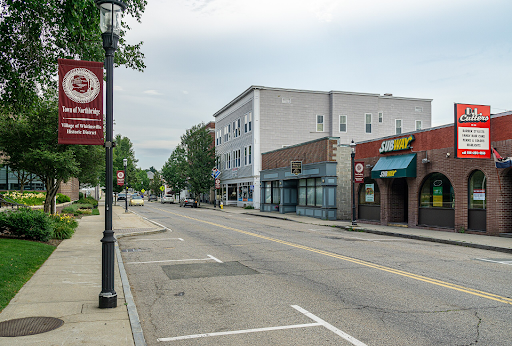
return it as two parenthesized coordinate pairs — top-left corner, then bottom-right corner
(61, 203), (93, 216)
(0, 209), (53, 242)
(92, 209), (100, 215)
(1, 191), (45, 206)
(244, 205), (255, 209)
(73, 197), (98, 208)
(79, 192), (84, 200)
(50, 214), (78, 240)
(56, 193), (71, 204)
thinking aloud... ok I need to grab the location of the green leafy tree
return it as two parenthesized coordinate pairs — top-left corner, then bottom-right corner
(0, 96), (104, 213)
(111, 134), (137, 193)
(161, 145), (188, 200)
(0, 0), (146, 113)
(148, 170), (162, 196)
(181, 123), (216, 204)
(133, 168), (149, 192)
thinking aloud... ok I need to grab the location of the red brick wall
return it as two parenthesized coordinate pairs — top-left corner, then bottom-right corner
(58, 177), (80, 201)
(353, 113), (512, 234)
(262, 138), (337, 170)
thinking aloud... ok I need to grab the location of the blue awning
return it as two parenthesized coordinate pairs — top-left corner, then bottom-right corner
(371, 153), (417, 179)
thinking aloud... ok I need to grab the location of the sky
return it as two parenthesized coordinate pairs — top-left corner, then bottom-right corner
(112, 0), (512, 170)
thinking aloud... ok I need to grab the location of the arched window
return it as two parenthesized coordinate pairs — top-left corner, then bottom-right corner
(468, 170), (486, 209)
(419, 173), (454, 209)
(358, 178), (380, 205)
(419, 173), (454, 228)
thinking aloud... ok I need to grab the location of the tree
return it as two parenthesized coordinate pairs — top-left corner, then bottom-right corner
(0, 96), (104, 213)
(0, 0), (147, 113)
(133, 168), (149, 192)
(111, 134), (138, 194)
(161, 145), (188, 200)
(148, 170), (162, 196)
(181, 123), (216, 203)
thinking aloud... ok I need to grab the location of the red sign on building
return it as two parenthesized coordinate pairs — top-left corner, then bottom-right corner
(58, 59), (104, 145)
(454, 103), (491, 159)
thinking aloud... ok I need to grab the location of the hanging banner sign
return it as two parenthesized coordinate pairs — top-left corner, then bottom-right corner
(354, 161), (364, 183)
(116, 170), (125, 186)
(58, 59), (104, 145)
(454, 103), (491, 159)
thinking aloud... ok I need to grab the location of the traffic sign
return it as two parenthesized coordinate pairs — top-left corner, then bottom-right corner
(141, 189), (145, 193)
(159, 186), (165, 191)
(212, 167), (221, 179)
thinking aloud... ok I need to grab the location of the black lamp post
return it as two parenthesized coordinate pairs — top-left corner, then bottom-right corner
(123, 158), (128, 213)
(96, 0), (126, 309)
(350, 140), (357, 226)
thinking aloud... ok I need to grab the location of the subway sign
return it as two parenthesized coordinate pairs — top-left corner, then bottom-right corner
(379, 135), (415, 154)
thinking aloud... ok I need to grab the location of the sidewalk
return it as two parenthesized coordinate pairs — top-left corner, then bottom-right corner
(199, 203), (512, 254)
(1, 203), (511, 345)
(0, 205), (163, 346)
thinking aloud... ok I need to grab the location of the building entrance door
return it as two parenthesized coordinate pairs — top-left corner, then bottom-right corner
(389, 178), (408, 224)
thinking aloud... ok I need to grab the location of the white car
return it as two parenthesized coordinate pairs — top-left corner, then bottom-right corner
(161, 194), (175, 204)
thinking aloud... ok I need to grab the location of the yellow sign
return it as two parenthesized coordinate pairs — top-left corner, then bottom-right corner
(379, 135), (415, 154)
(379, 170), (397, 178)
(141, 189), (145, 193)
(159, 186), (165, 191)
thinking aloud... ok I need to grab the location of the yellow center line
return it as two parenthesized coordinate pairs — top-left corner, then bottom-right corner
(155, 207), (512, 306)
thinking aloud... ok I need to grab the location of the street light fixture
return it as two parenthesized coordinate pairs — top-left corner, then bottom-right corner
(123, 158), (128, 213)
(96, 0), (127, 309)
(350, 140), (357, 226)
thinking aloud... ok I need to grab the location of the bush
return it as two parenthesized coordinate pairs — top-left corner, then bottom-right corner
(92, 209), (100, 215)
(61, 203), (93, 216)
(79, 192), (84, 200)
(0, 209), (53, 242)
(50, 214), (78, 240)
(56, 193), (71, 204)
(1, 191), (45, 206)
(73, 197), (98, 208)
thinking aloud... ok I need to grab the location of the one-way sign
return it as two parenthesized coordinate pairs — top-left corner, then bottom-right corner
(212, 167), (221, 179)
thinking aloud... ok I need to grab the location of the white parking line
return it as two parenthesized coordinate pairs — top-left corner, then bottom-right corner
(292, 305), (367, 346)
(475, 258), (512, 265)
(132, 238), (184, 241)
(127, 255), (221, 265)
(157, 305), (367, 345)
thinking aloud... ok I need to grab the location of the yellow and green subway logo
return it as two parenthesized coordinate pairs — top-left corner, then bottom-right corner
(379, 135), (415, 154)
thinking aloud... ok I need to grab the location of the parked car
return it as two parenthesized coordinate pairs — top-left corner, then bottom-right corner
(117, 193), (127, 201)
(129, 196), (144, 206)
(161, 194), (175, 204)
(148, 194), (158, 202)
(180, 197), (197, 208)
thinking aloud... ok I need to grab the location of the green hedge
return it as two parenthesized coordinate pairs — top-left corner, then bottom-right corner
(73, 197), (98, 208)
(0, 209), (53, 242)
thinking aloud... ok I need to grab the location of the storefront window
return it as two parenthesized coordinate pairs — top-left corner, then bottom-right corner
(419, 173), (454, 208)
(228, 184), (237, 201)
(358, 178), (380, 205)
(272, 181), (280, 204)
(265, 182), (271, 204)
(298, 178), (323, 207)
(469, 170), (486, 209)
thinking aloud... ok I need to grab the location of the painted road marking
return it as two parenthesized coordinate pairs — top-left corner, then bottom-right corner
(127, 255), (221, 265)
(157, 305), (366, 345)
(475, 258), (512, 265)
(132, 238), (184, 241)
(153, 207), (512, 306)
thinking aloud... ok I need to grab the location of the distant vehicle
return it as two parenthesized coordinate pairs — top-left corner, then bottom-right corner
(148, 194), (158, 202)
(117, 193), (127, 201)
(129, 196), (144, 206)
(180, 197), (197, 208)
(161, 194), (175, 204)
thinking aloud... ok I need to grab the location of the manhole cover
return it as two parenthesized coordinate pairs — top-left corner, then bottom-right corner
(0, 317), (64, 337)
(162, 261), (259, 280)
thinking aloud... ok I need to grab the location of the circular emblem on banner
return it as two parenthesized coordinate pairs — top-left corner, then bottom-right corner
(62, 68), (101, 103)
(117, 171), (125, 179)
(355, 163), (364, 174)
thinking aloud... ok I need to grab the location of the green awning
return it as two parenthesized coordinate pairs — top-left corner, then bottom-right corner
(371, 153), (417, 179)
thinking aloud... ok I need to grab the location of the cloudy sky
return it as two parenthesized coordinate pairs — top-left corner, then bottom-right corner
(112, 0), (512, 170)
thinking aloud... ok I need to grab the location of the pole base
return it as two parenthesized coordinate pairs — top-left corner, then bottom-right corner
(351, 221), (357, 226)
(99, 292), (117, 309)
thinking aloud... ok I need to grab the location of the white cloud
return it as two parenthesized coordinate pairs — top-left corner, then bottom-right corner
(143, 90), (163, 95)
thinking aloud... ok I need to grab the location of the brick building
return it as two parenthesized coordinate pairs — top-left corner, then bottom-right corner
(354, 110), (512, 234)
(260, 137), (352, 220)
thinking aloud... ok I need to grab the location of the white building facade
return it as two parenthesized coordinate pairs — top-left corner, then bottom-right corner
(213, 86), (432, 209)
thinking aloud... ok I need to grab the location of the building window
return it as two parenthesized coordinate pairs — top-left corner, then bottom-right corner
(232, 149), (241, 168)
(365, 113), (372, 133)
(228, 124), (231, 141)
(224, 126), (229, 142)
(264, 181), (280, 204)
(395, 119), (402, 135)
(316, 115), (324, 132)
(415, 120), (422, 131)
(339, 115), (347, 132)
(469, 170), (486, 209)
(358, 178), (380, 205)
(298, 178), (322, 206)
(245, 112), (252, 133)
(378, 112), (383, 123)
(419, 173), (454, 208)
(244, 145), (252, 165)
(415, 106), (423, 112)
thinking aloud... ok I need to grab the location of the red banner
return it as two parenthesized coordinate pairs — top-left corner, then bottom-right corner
(117, 171), (125, 186)
(454, 103), (491, 159)
(354, 161), (364, 183)
(58, 59), (104, 145)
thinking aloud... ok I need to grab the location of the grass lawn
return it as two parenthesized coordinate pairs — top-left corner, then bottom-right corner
(0, 238), (56, 312)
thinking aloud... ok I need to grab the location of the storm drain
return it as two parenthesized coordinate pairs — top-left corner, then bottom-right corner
(162, 261), (259, 280)
(0, 317), (64, 337)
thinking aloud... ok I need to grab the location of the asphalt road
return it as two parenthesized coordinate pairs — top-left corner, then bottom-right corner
(118, 202), (512, 346)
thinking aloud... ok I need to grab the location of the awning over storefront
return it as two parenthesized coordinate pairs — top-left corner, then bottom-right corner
(371, 153), (417, 179)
